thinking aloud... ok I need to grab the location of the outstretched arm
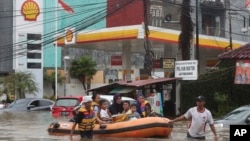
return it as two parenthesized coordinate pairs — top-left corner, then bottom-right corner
(168, 115), (186, 124)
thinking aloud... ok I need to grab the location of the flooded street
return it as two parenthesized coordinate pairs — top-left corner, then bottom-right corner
(0, 111), (229, 141)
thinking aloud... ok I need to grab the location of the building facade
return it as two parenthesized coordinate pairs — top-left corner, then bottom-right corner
(13, 0), (44, 98)
(0, 0), (13, 75)
(0, 0), (249, 99)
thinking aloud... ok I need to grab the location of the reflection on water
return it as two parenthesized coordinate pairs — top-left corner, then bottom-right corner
(0, 111), (229, 141)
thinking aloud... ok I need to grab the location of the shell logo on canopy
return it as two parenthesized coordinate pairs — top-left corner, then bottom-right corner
(21, 0), (40, 21)
(65, 28), (75, 44)
(66, 29), (73, 42)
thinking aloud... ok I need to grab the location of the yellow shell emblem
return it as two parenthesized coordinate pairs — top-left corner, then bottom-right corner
(21, 0), (40, 21)
(66, 29), (74, 42)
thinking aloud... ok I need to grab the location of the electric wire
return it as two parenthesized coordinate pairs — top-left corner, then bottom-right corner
(0, 0), (136, 61)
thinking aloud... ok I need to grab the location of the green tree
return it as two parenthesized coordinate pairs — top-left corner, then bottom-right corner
(179, 0), (193, 60)
(3, 72), (39, 99)
(43, 71), (64, 97)
(69, 56), (97, 94)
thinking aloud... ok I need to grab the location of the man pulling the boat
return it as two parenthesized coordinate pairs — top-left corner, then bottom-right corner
(70, 97), (96, 139)
(168, 96), (218, 140)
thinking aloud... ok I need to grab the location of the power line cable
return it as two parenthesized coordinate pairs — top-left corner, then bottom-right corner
(0, 0), (136, 61)
(0, 2), (108, 31)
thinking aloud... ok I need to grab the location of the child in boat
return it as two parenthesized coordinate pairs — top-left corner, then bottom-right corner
(99, 99), (112, 123)
(122, 100), (132, 115)
(128, 103), (141, 120)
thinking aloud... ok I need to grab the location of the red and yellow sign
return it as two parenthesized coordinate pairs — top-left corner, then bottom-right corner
(65, 29), (74, 42)
(21, 0), (40, 21)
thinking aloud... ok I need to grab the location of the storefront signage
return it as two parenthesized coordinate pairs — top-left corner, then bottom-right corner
(175, 60), (198, 80)
(111, 56), (122, 66)
(161, 58), (175, 69)
(235, 60), (250, 84)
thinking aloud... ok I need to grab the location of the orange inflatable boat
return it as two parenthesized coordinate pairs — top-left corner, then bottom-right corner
(47, 117), (173, 138)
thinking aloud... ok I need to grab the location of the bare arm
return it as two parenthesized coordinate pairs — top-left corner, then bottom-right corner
(210, 124), (218, 140)
(95, 115), (104, 124)
(70, 122), (77, 136)
(169, 115), (186, 124)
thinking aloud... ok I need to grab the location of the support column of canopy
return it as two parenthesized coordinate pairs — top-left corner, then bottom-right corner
(122, 40), (132, 81)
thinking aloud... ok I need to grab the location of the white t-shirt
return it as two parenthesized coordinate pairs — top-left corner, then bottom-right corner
(100, 109), (111, 119)
(184, 107), (214, 138)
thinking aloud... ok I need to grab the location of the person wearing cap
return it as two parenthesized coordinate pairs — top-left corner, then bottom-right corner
(70, 96), (96, 139)
(168, 95), (218, 140)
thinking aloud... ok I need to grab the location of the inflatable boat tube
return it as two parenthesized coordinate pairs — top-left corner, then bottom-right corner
(47, 117), (173, 138)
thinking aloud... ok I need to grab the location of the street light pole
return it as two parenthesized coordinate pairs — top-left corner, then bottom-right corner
(63, 56), (70, 96)
(64, 59), (66, 96)
(55, 0), (58, 99)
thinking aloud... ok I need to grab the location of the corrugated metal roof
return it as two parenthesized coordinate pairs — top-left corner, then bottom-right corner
(109, 87), (136, 94)
(218, 43), (250, 60)
(118, 77), (177, 87)
(87, 77), (178, 93)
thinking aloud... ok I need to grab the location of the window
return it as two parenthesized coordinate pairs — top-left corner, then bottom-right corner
(40, 100), (53, 106)
(55, 98), (79, 107)
(27, 44), (41, 50)
(27, 63), (41, 69)
(27, 34), (41, 40)
(27, 53), (41, 59)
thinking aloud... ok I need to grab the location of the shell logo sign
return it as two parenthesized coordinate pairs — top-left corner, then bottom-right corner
(21, 0), (40, 21)
(66, 29), (73, 42)
(65, 28), (75, 44)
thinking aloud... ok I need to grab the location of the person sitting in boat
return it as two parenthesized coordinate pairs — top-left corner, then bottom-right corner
(70, 97), (96, 139)
(128, 103), (141, 120)
(136, 94), (154, 118)
(91, 93), (106, 124)
(91, 93), (101, 115)
(99, 99), (112, 123)
(122, 100), (132, 115)
(109, 93), (123, 115)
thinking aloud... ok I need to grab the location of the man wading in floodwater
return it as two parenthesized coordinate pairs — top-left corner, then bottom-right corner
(169, 96), (218, 140)
(70, 97), (96, 139)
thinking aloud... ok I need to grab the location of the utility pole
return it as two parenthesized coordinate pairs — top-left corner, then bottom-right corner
(195, 0), (199, 61)
(228, 0), (233, 50)
(196, 0), (200, 74)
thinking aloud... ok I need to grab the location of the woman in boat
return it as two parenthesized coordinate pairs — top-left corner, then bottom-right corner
(108, 93), (123, 115)
(136, 94), (154, 118)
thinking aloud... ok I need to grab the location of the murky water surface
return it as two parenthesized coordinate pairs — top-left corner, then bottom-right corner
(0, 111), (229, 141)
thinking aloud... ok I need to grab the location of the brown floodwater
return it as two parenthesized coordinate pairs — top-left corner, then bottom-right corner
(0, 111), (229, 141)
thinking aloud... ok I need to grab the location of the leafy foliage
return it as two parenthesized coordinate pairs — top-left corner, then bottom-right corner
(180, 61), (250, 118)
(2, 72), (39, 99)
(69, 56), (97, 91)
(43, 71), (64, 97)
